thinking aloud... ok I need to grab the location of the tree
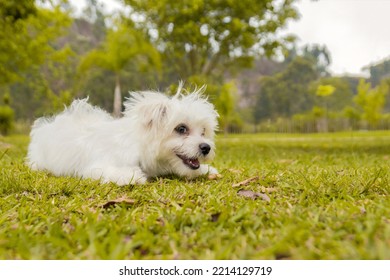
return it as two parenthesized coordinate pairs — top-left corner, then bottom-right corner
(0, 1), (71, 85)
(183, 75), (241, 133)
(316, 84), (335, 97)
(0, 93), (14, 135)
(254, 57), (318, 122)
(284, 44), (331, 77)
(79, 23), (161, 117)
(0, 1), (73, 120)
(311, 77), (354, 111)
(308, 78), (354, 132)
(313, 84), (335, 132)
(365, 58), (390, 87)
(123, 0), (299, 82)
(214, 81), (238, 134)
(354, 79), (388, 128)
(302, 44), (331, 76)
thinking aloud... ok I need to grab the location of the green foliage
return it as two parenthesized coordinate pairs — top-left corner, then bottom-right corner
(254, 77), (356, 133)
(284, 44), (331, 77)
(0, 0), (37, 22)
(0, 107), (14, 135)
(9, 44), (77, 119)
(214, 82), (238, 133)
(311, 77), (354, 111)
(2, 0), (390, 135)
(50, 90), (73, 112)
(80, 24), (160, 74)
(302, 44), (331, 76)
(254, 57), (318, 122)
(311, 106), (325, 117)
(0, 3), (71, 85)
(79, 23), (161, 116)
(186, 76), (242, 133)
(367, 58), (390, 86)
(316, 84), (335, 97)
(2, 133), (390, 259)
(124, 0), (299, 81)
(0, 94), (15, 135)
(383, 79), (390, 112)
(354, 79), (388, 127)
(313, 84), (335, 132)
(3, 92), (11, 105)
(342, 106), (361, 130)
(0, 1), (75, 119)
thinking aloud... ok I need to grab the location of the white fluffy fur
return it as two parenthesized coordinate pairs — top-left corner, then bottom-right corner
(27, 86), (219, 185)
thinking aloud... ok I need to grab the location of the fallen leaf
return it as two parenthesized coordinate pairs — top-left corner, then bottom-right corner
(157, 198), (169, 205)
(228, 168), (243, 174)
(232, 176), (259, 188)
(260, 186), (278, 193)
(258, 193), (271, 202)
(383, 218), (390, 224)
(156, 217), (165, 226)
(210, 212), (221, 222)
(237, 189), (271, 202)
(208, 173), (222, 180)
(101, 198), (136, 209)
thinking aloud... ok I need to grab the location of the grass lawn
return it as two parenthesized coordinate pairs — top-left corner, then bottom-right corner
(1, 131), (390, 259)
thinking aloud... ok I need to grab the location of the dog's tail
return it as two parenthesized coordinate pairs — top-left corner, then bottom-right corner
(65, 98), (113, 122)
(32, 98), (113, 131)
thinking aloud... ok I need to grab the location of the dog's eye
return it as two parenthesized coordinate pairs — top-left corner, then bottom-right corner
(175, 124), (188, 135)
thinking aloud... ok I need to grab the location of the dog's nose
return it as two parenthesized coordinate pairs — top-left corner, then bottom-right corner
(199, 143), (211, 155)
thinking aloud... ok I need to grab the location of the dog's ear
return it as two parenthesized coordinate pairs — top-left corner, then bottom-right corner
(143, 102), (169, 130)
(124, 91), (170, 130)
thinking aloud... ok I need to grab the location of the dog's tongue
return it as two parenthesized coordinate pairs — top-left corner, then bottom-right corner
(177, 154), (200, 170)
(185, 158), (200, 170)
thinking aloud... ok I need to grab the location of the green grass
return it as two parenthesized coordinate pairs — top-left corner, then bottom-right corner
(1, 131), (390, 259)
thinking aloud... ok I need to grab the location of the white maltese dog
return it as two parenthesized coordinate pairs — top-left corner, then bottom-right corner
(27, 85), (219, 185)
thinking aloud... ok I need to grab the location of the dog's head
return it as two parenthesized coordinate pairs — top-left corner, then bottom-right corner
(124, 85), (219, 178)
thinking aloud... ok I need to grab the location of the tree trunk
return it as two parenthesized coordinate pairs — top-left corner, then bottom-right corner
(113, 73), (122, 118)
(201, 51), (221, 76)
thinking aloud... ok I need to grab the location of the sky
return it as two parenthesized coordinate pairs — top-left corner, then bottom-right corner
(286, 0), (390, 76)
(70, 0), (390, 77)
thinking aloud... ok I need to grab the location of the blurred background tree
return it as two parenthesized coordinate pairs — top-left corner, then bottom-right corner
(123, 0), (298, 82)
(122, 0), (299, 130)
(0, 0), (71, 85)
(0, 93), (15, 135)
(79, 23), (161, 117)
(253, 56), (317, 123)
(354, 79), (388, 128)
(2, 0), (390, 134)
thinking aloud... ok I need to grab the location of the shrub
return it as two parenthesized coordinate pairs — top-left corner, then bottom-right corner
(0, 105), (15, 135)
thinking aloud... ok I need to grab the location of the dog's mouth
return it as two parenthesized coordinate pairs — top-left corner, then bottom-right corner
(176, 154), (200, 170)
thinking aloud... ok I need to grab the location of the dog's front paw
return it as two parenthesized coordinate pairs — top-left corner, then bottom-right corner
(199, 164), (219, 176)
(205, 166), (222, 180)
(207, 166), (219, 175)
(102, 167), (147, 186)
(115, 173), (147, 186)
